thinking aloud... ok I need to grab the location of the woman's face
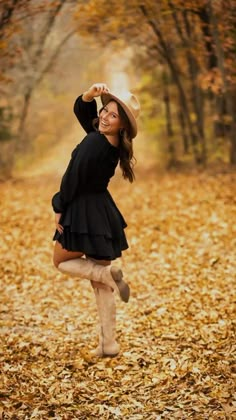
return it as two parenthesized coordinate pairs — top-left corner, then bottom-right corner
(99, 101), (123, 136)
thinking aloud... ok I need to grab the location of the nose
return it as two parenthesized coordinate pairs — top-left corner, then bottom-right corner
(102, 113), (108, 121)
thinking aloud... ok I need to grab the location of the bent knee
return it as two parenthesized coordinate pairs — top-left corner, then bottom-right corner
(53, 256), (60, 269)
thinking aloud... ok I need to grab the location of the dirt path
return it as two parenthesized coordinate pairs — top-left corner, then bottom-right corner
(0, 133), (235, 419)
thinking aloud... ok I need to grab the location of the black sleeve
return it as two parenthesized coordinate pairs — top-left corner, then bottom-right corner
(51, 191), (65, 213)
(51, 145), (80, 213)
(51, 133), (104, 213)
(73, 95), (98, 133)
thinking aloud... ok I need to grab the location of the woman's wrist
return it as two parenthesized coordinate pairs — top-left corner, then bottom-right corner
(82, 91), (94, 102)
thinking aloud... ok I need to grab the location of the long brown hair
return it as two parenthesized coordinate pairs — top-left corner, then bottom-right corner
(116, 102), (136, 183)
(94, 101), (136, 183)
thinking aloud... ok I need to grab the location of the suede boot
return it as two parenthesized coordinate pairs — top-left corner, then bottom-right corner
(58, 258), (130, 303)
(92, 287), (120, 357)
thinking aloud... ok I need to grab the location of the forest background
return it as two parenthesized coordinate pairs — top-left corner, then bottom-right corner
(0, 0), (236, 177)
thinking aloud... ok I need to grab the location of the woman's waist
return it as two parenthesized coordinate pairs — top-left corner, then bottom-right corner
(77, 186), (108, 195)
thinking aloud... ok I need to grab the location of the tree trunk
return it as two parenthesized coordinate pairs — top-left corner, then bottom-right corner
(183, 10), (207, 164)
(0, 0), (20, 36)
(140, 5), (202, 164)
(178, 108), (189, 154)
(162, 70), (177, 167)
(230, 121), (236, 164)
(197, 5), (218, 70)
(16, 28), (77, 154)
(16, 87), (33, 153)
(208, 0), (236, 164)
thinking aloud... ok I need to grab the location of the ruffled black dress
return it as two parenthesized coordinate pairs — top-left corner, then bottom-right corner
(52, 95), (128, 260)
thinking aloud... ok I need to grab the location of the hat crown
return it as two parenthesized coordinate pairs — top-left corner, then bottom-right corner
(114, 90), (140, 119)
(101, 89), (140, 138)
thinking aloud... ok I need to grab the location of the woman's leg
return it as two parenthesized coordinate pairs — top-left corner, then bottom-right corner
(53, 242), (122, 356)
(88, 257), (111, 291)
(53, 241), (84, 267)
(55, 242), (129, 302)
(53, 241), (109, 290)
(91, 286), (120, 357)
(87, 257), (119, 357)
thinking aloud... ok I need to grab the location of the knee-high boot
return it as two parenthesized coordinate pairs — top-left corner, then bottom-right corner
(58, 258), (130, 303)
(92, 287), (120, 357)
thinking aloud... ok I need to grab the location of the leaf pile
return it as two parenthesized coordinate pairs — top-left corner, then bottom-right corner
(0, 157), (235, 419)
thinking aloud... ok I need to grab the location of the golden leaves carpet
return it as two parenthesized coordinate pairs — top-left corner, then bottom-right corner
(0, 152), (235, 419)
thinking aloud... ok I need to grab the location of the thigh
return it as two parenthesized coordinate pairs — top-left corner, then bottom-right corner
(53, 241), (84, 268)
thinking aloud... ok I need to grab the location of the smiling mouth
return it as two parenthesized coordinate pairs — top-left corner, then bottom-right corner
(100, 121), (109, 127)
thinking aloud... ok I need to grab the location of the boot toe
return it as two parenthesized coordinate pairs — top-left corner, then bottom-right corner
(110, 267), (130, 303)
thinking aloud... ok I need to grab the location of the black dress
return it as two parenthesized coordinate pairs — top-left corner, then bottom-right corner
(52, 95), (128, 260)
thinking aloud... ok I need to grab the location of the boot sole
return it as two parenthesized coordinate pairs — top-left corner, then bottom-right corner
(102, 352), (119, 358)
(91, 348), (119, 358)
(110, 267), (130, 303)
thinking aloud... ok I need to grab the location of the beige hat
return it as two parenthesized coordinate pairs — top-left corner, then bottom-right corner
(101, 90), (140, 138)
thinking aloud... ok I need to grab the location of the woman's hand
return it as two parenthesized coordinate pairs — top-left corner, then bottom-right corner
(55, 213), (63, 234)
(82, 83), (110, 102)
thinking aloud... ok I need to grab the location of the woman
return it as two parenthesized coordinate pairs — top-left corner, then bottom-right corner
(52, 83), (140, 357)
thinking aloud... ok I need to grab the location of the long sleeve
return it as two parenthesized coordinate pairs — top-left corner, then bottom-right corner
(52, 95), (98, 214)
(52, 94), (118, 214)
(52, 145), (80, 213)
(73, 95), (98, 133)
(51, 132), (118, 214)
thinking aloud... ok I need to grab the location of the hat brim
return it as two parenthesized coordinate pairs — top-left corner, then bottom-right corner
(101, 92), (137, 138)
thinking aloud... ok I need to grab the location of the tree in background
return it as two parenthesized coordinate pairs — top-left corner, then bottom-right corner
(74, 0), (236, 166)
(0, 0), (31, 175)
(0, 0), (102, 177)
(1, 0), (236, 178)
(207, 0), (236, 164)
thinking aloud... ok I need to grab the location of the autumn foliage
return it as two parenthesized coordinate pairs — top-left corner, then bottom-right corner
(74, 0), (236, 165)
(0, 132), (235, 418)
(0, 4), (236, 415)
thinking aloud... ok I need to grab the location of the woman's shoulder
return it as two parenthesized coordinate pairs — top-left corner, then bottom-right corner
(79, 132), (119, 160)
(85, 132), (119, 151)
(80, 131), (103, 145)
(85, 131), (103, 139)
(77, 131), (105, 153)
(70, 134), (97, 157)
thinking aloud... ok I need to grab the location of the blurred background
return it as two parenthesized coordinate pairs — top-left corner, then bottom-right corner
(0, 0), (236, 179)
(1, 4), (235, 417)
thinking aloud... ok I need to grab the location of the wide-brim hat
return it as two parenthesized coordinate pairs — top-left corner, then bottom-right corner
(101, 90), (140, 138)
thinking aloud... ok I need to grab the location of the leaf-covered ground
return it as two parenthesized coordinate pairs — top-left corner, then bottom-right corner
(0, 139), (235, 419)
